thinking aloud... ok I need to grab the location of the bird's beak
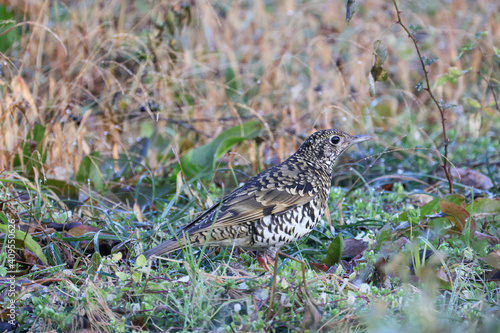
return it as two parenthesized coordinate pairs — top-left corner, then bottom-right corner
(350, 134), (372, 144)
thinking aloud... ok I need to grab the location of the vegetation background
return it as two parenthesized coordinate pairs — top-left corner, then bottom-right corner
(0, 0), (499, 331)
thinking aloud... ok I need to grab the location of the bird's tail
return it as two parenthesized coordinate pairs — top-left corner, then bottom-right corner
(141, 237), (187, 259)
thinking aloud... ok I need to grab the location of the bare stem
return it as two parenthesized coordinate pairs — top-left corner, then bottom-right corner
(393, 0), (453, 194)
(477, 71), (500, 113)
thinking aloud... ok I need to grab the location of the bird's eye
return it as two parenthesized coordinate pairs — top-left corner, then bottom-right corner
(330, 136), (340, 145)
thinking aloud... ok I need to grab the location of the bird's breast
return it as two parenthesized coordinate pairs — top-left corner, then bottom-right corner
(252, 197), (325, 248)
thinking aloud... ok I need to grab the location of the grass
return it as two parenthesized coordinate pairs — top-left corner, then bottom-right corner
(1, 0), (500, 332)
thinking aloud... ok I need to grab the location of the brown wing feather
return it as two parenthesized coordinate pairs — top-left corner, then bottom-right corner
(142, 159), (325, 258)
(182, 165), (319, 235)
(141, 181), (315, 258)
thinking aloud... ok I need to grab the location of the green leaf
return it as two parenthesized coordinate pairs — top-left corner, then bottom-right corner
(105, 138), (150, 180)
(370, 40), (388, 84)
(75, 152), (104, 190)
(140, 121), (155, 138)
(467, 198), (500, 214)
(436, 67), (469, 87)
(165, 9), (176, 36)
(345, 0), (357, 23)
(374, 40), (387, 64)
(408, 25), (421, 35)
(61, 234), (123, 242)
(371, 65), (388, 82)
(415, 81), (424, 92)
(444, 194), (466, 206)
(396, 198), (440, 223)
(44, 179), (79, 198)
(45, 242), (63, 266)
(467, 98), (481, 109)
(172, 120), (262, 180)
(135, 254), (147, 267)
(0, 5), (20, 52)
(474, 31), (488, 39)
(88, 252), (102, 276)
(421, 56), (439, 66)
(225, 67), (239, 100)
(0, 217), (48, 265)
(436, 76), (450, 87)
(375, 223), (392, 251)
(14, 124), (47, 173)
(322, 233), (343, 267)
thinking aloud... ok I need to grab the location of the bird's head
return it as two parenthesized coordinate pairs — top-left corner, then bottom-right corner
(297, 129), (371, 170)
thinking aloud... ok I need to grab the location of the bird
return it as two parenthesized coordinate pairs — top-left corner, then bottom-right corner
(140, 129), (371, 270)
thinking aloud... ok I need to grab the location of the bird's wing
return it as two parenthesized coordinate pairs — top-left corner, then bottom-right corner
(141, 162), (326, 258)
(140, 183), (312, 259)
(181, 165), (322, 235)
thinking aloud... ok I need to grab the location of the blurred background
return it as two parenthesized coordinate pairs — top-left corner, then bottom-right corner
(1, 1), (500, 331)
(1, 0), (498, 191)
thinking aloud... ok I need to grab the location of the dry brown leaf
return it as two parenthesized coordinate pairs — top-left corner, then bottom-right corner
(449, 167), (494, 190)
(23, 248), (39, 266)
(133, 200), (144, 223)
(342, 238), (368, 260)
(439, 199), (476, 234)
(474, 231), (499, 244)
(175, 171), (183, 202)
(436, 268), (451, 282)
(310, 262), (329, 272)
(408, 193), (435, 206)
(67, 225), (101, 237)
(481, 250), (500, 269)
(11, 75), (38, 121)
(300, 293), (322, 333)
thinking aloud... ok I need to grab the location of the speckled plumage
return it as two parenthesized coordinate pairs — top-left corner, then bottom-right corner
(142, 129), (370, 263)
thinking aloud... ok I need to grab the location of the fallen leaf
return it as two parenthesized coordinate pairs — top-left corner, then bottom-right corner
(45, 222), (82, 231)
(67, 225), (101, 237)
(439, 199), (476, 234)
(310, 262), (328, 272)
(436, 268), (451, 282)
(300, 292), (322, 332)
(23, 249), (38, 266)
(408, 193), (435, 206)
(470, 197), (500, 214)
(342, 238), (368, 260)
(481, 250), (500, 269)
(449, 167), (494, 190)
(474, 231), (499, 244)
(322, 233), (343, 267)
(252, 288), (268, 302)
(133, 200), (144, 223)
(485, 269), (500, 284)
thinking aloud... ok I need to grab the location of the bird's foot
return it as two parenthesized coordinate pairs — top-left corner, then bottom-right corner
(256, 253), (276, 271)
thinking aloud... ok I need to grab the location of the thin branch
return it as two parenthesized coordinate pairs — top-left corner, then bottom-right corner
(393, 0), (454, 194)
(477, 71), (500, 113)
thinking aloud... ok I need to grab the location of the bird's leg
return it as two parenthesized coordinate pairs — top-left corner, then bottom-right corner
(256, 247), (278, 271)
(256, 254), (275, 271)
(266, 249), (281, 321)
(257, 256), (269, 271)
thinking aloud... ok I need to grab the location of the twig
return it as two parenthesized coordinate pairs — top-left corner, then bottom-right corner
(187, 115), (256, 123)
(164, 118), (212, 137)
(171, 144), (195, 199)
(393, 0), (454, 194)
(477, 71), (500, 112)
